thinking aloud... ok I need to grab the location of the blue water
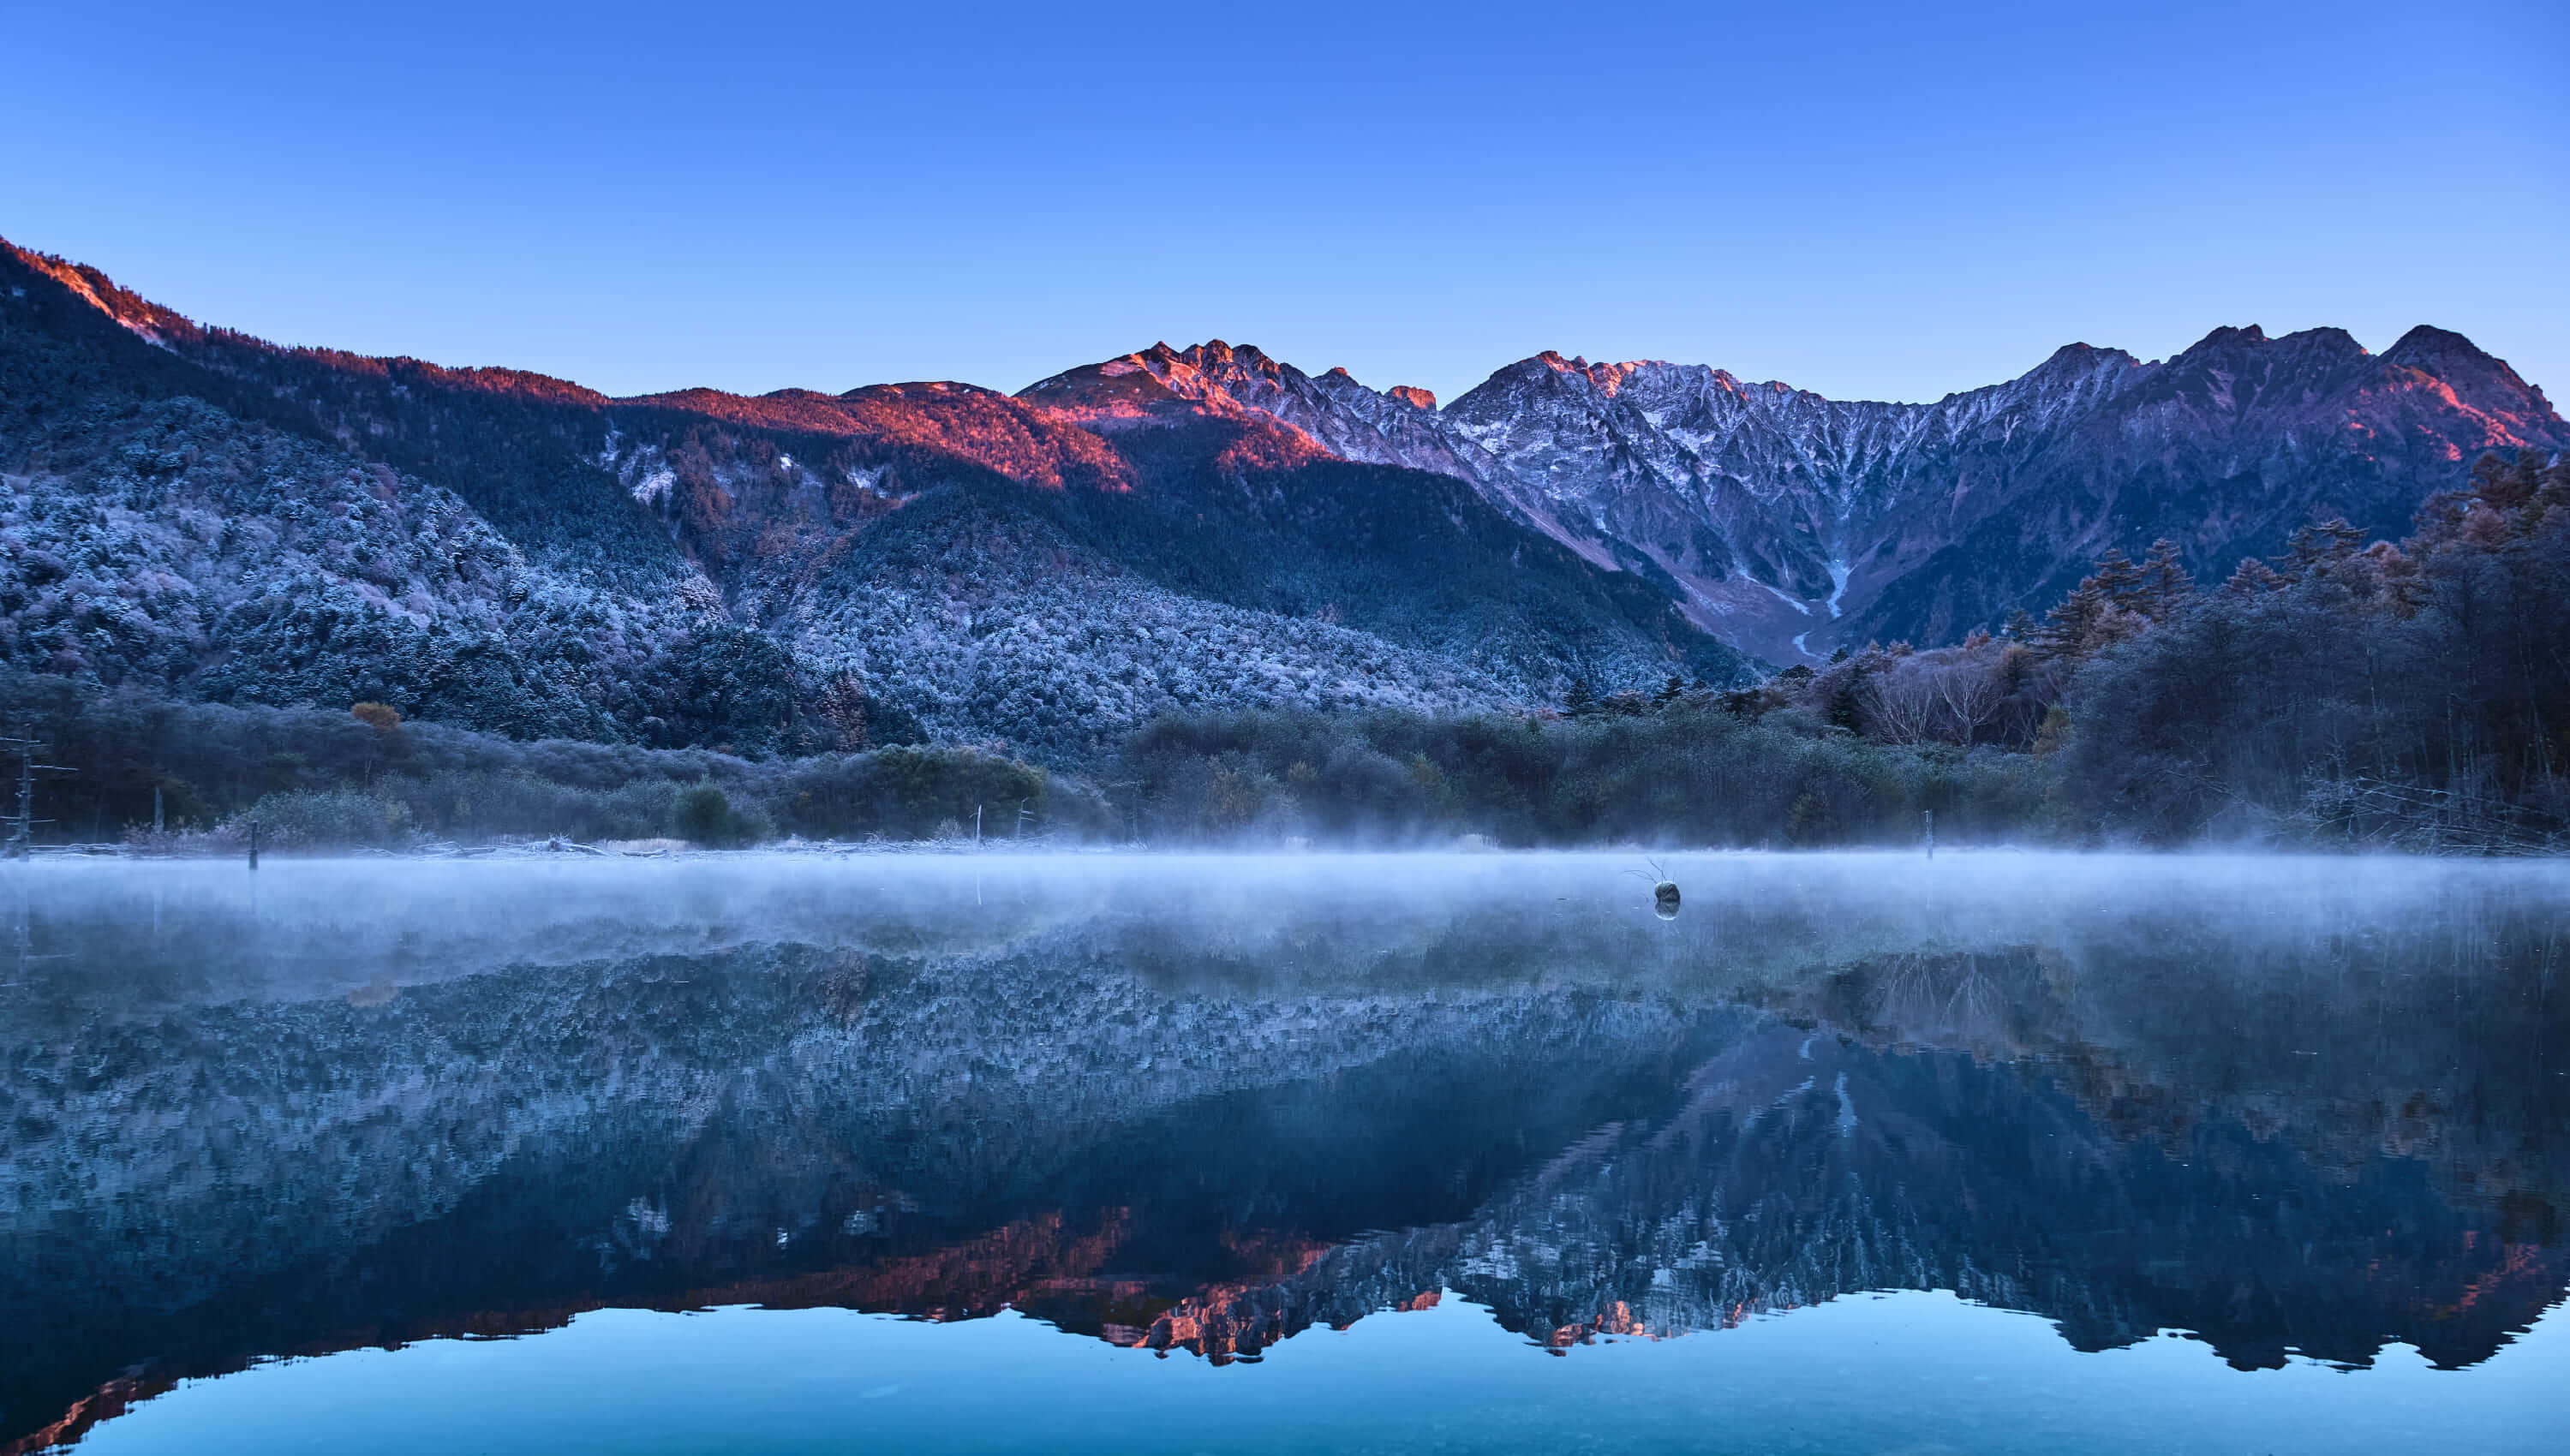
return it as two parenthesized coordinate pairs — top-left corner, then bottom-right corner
(76, 1294), (2570, 1455)
(4, 853), (2565, 1453)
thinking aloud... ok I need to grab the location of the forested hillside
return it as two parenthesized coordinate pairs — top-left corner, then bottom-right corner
(1114, 451), (2570, 849)
(1, 237), (1743, 765)
(4, 234), (2562, 851)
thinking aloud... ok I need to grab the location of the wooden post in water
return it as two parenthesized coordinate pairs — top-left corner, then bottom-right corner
(1924, 809), (1934, 859)
(248, 818), (260, 871)
(3, 735), (71, 857)
(6, 741), (30, 859)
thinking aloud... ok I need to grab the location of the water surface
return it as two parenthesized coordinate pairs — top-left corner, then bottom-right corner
(3, 853), (2564, 1453)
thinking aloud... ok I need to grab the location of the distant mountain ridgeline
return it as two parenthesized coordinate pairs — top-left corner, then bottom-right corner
(9, 232), (2561, 770)
(0, 238), (1739, 764)
(1037, 334), (2564, 664)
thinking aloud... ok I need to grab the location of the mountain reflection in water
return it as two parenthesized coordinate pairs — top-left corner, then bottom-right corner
(1, 853), (2564, 1452)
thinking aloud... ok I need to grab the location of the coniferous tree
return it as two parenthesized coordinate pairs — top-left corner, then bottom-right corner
(2133, 539), (2194, 618)
(2280, 519), (2366, 581)
(2087, 547), (2145, 605)
(2223, 557), (2286, 595)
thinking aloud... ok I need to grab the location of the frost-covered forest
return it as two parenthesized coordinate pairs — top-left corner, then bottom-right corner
(3, 236), (2565, 850)
(0, 670), (1077, 848)
(0, 398), (1521, 761)
(1060, 453), (2564, 850)
(0, 397), (723, 741)
(5, 451), (2566, 851)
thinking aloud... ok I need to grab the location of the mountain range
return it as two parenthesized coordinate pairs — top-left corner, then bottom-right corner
(3, 234), (2560, 756)
(1031, 331), (2565, 661)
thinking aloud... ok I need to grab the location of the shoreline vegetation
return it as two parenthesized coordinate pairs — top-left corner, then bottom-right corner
(5, 451), (2564, 856)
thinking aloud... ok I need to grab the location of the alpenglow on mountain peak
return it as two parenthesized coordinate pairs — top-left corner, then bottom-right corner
(3, 224), (2558, 731)
(1010, 325), (2559, 661)
(0, 235), (1748, 763)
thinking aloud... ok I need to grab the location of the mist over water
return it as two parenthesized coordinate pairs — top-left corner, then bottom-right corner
(3, 852), (2566, 1453)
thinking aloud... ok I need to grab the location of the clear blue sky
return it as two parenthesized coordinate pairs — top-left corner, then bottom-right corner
(4, 0), (2562, 407)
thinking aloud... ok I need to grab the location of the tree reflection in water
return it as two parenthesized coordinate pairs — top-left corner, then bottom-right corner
(0, 853), (2563, 1451)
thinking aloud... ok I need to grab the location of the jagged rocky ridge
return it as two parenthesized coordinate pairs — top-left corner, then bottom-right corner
(1033, 334), (2565, 661)
(0, 240), (1740, 762)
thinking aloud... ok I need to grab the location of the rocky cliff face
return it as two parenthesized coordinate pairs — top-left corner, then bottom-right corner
(1049, 331), (2565, 662)
(1023, 341), (1494, 484)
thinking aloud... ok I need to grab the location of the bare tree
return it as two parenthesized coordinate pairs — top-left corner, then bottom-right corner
(1859, 661), (1941, 744)
(1928, 656), (2008, 744)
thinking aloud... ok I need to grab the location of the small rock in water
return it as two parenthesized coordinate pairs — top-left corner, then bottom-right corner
(1653, 880), (1681, 919)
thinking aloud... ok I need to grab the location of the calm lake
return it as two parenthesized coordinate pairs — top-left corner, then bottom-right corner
(2, 852), (2565, 1453)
